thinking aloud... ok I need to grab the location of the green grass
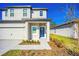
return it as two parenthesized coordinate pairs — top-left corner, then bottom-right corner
(2, 50), (22, 56)
(50, 34), (76, 47)
(50, 34), (79, 54)
(2, 50), (49, 56)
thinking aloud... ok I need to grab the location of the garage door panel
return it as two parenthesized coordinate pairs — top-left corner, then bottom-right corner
(0, 28), (25, 39)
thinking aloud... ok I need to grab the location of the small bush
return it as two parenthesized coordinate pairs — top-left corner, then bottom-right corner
(22, 40), (26, 43)
(53, 39), (63, 48)
(19, 40), (40, 45)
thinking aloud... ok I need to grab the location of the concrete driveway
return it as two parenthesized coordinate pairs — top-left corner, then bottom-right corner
(0, 39), (21, 55)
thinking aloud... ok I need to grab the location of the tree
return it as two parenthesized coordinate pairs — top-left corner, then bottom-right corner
(65, 4), (76, 22)
(50, 21), (56, 28)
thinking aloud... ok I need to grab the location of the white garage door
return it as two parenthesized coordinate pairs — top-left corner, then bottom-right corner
(0, 28), (25, 39)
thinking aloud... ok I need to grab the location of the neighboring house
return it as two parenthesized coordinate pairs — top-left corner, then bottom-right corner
(0, 5), (50, 42)
(51, 20), (79, 39)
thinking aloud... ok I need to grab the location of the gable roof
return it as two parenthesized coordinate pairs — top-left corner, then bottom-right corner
(32, 8), (48, 10)
(0, 8), (7, 11)
(0, 5), (32, 11)
(7, 5), (32, 8)
(51, 19), (79, 29)
(0, 5), (48, 11)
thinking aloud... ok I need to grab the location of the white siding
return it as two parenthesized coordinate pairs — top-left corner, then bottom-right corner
(73, 23), (79, 39)
(32, 10), (47, 19)
(2, 8), (31, 20)
(25, 22), (29, 40)
(47, 22), (50, 42)
(51, 25), (75, 38)
(2, 11), (5, 20)
(2, 8), (47, 20)
(0, 23), (24, 27)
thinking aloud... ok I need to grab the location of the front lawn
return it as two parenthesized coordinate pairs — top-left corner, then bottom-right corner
(50, 34), (79, 55)
(2, 34), (79, 56)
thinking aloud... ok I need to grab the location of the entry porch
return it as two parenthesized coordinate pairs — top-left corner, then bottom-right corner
(27, 21), (50, 42)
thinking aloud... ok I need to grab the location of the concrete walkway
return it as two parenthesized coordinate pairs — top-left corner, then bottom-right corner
(0, 39), (51, 56)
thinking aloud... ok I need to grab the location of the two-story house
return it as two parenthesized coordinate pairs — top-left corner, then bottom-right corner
(0, 5), (50, 42)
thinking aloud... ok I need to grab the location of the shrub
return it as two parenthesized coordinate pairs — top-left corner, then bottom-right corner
(53, 39), (63, 48)
(22, 40), (26, 43)
(31, 40), (34, 43)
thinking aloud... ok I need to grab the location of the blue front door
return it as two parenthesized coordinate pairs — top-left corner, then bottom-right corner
(40, 27), (45, 38)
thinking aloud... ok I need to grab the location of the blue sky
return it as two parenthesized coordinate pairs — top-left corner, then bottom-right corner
(0, 3), (79, 25)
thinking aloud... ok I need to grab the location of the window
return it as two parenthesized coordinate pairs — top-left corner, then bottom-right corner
(33, 27), (36, 31)
(10, 8), (14, 17)
(32, 27), (36, 33)
(40, 10), (43, 16)
(23, 8), (27, 16)
(5, 10), (8, 16)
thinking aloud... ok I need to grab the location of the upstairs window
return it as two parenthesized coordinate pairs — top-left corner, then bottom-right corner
(10, 8), (14, 17)
(23, 8), (27, 16)
(40, 10), (43, 16)
(5, 10), (8, 16)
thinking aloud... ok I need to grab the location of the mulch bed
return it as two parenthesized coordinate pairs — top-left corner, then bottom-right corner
(19, 40), (40, 45)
